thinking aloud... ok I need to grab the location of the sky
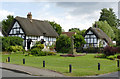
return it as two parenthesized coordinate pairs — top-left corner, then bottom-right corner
(0, 1), (118, 32)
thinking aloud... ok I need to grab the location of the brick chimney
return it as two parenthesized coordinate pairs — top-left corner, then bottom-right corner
(27, 12), (32, 22)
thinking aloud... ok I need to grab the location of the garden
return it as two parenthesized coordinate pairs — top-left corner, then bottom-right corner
(1, 36), (120, 77)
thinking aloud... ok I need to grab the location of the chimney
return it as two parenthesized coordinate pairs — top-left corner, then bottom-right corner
(27, 12), (32, 22)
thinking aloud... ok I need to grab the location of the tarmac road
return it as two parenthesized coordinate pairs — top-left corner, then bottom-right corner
(1, 68), (39, 77)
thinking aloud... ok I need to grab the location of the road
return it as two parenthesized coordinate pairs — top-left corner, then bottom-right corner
(1, 68), (39, 77)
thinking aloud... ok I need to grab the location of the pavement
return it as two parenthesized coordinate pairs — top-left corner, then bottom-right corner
(0, 63), (66, 77)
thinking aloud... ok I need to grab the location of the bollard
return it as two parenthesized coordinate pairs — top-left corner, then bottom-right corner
(8, 57), (10, 62)
(6, 58), (8, 62)
(117, 60), (119, 67)
(23, 58), (25, 64)
(43, 60), (45, 67)
(98, 63), (100, 71)
(69, 64), (72, 73)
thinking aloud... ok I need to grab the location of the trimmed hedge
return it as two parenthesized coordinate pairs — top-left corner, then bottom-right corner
(76, 47), (102, 53)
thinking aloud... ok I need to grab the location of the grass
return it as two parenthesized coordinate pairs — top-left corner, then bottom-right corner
(1, 53), (118, 77)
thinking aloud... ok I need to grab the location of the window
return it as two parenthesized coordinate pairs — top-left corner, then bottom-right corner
(94, 38), (97, 43)
(16, 31), (19, 34)
(91, 39), (93, 43)
(20, 29), (24, 33)
(88, 39), (90, 43)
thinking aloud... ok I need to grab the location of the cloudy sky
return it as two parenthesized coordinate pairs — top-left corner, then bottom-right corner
(0, 1), (118, 31)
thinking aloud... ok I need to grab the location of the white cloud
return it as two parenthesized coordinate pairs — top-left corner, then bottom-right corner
(0, 9), (14, 21)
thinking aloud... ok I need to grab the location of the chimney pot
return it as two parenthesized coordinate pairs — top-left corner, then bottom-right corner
(27, 12), (32, 22)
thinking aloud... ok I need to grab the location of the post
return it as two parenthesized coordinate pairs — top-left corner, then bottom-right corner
(117, 60), (119, 67)
(43, 60), (45, 67)
(69, 64), (72, 73)
(23, 58), (25, 64)
(8, 57), (10, 62)
(98, 63), (100, 71)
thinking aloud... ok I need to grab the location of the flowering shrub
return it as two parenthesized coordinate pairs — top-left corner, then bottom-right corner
(103, 45), (116, 56)
(9, 46), (24, 52)
(48, 52), (56, 55)
(29, 48), (56, 56)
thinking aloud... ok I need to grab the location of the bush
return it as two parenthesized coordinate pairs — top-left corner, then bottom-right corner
(106, 55), (115, 60)
(56, 34), (71, 53)
(30, 48), (41, 56)
(94, 54), (106, 58)
(48, 52), (56, 55)
(9, 46), (24, 52)
(82, 47), (102, 53)
(103, 45), (116, 56)
(2, 36), (23, 51)
(31, 43), (44, 50)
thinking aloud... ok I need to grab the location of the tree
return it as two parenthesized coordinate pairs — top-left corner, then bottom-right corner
(56, 34), (71, 53)
(93, 21), (115, 40)
(2, 15), (14, 33)
(99, 8), (119, 43)
(68, 28), (86, 48)
(69, 28), (86, 36)
(49, 21), (62, 35)
(73, 34), (86, 48)
(69, 28), (80, 34)
(99, 8), (117, 27)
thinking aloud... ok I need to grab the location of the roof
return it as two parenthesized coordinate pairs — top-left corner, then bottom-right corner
(8, 16), (58, 37)
(85, 27), (113, 45)
(62, 32), (76, 37)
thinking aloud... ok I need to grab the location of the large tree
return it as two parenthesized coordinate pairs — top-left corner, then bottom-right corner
(99, 8), (119, 44)
(2, 15), (14, 33)
(49, 21), (62, 35)
(93, 21), (115, 40)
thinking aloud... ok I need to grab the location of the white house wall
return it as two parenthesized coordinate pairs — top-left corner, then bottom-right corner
(84, 30), (98, 48)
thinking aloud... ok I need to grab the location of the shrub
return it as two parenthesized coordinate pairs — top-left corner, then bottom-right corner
(48, 52), (56, 55)
(30, 48), (41, 56)
(56, 34), (71, 53)
(30, 48), (56, 56)
(103, 45), (116, 56)
(94, 54), (106, 58)
(82, 47), (101, 53)
(2, 36), (23, 51)
(9, 46), (24, 52)
(106, 55), (115, 60)
(31, 43), (44, 50)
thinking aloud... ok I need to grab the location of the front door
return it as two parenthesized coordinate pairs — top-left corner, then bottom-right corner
(27, 39), (32, 49)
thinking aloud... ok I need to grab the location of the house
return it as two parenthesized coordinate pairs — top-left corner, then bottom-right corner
(84, 27), (113, 48)
(7, 12), (58, 50)
(62, 32), (76, 37)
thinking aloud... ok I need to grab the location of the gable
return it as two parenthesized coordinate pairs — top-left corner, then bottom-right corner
(9, 21), (24, 35)
(87, 30), (93, 34)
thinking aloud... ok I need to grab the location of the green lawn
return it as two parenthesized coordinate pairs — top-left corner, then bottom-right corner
(1, 53), (118, 76)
